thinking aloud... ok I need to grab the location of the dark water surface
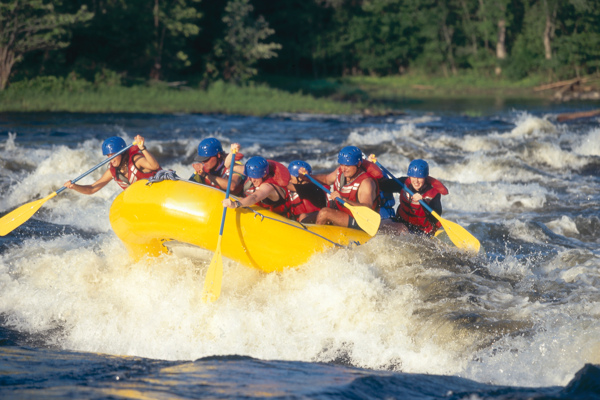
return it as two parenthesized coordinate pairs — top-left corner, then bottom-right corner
(1, 106), (599, 399)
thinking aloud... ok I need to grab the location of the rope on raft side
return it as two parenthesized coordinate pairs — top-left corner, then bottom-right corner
(241, 206), (347, 248)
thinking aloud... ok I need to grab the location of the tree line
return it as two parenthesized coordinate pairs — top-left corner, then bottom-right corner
(1, 0), (599, 91)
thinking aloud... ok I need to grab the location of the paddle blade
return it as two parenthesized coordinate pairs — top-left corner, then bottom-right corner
(343, 203), (381, 237)
(432, 211), (480, 253)
(202, 236), (224, 303)
(0, 192), (58, 236)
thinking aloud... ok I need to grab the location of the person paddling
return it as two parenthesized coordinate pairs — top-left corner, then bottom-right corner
(222, 156), (292, 218)
(287, 160), (327, 223)
(311, 146), (383, 230)
(379, 158), (448, 236)
(190, 138), (246, 196)
(64, 135), (161, 194)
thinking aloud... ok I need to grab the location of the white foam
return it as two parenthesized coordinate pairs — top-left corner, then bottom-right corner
(443, 181), (548, 213)
(346, 124), (427, 147)
(456, 134), (500, 153)
(394, 115), (440, 125)
(2, 132), (18, 151)
(573, 128), (600, 156)
(465, 300), (600, 387)
(1, 230), (598, 388)
(510, 112), (557, 138)
(520, 141), (586, 170)
(546, 216), (580, 236)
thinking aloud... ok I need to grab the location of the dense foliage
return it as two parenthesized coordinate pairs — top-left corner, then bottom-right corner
(2, 0), (599, 90)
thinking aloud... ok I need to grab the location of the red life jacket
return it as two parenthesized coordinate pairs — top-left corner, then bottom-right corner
(396, 176), (448, 235)
(192, 153), (245, 196)
(289, 191), (321, 216)
(331, 160), (384, 217)
(109, 146), (160, 190)
(244, 160), (292, 218)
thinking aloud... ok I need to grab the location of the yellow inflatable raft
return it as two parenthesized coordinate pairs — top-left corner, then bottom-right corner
(109, 179), (372, 272)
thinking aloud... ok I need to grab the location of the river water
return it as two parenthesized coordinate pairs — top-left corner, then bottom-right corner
(1, 105), (599, 399)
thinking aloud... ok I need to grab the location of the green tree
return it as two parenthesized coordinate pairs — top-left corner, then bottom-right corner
(253, 0), (332, 78)
(475, 0), (514, 75)
(347, 0), (420, 75)
(504, 0), (547, 79)
(149, 0), (202, 80)
(303, 0), (421, 77)
(411, 0), (462, 76)
(206, 0), (281, 83)
(56, 0), (202, 82)
(553, 0), (600, 77)
(0, 0), (92, 89)
(542, 0), (559, 60)
(316, 1), (360, 76)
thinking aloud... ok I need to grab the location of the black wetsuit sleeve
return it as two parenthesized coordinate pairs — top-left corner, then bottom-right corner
(294, 183), (328, 208)
(427, 193), (442, 216)
(379, 177), (408, 193)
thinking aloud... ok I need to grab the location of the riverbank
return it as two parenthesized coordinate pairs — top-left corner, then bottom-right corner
(0, 79), (366, 116)
(1, 73), (597, 116)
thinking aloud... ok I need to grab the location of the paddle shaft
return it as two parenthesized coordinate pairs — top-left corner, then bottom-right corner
(219, 150), (237, 235)
(201, 149), (237, 303)
(55, 144), (134, 195)
(304, 174), (351, 208)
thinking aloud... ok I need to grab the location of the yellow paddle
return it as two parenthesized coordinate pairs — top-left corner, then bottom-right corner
(375, 160), (480, 253)
(303, 174), (381, 236)
(0, 144), (134, 237)
(202, 149), (237, 303)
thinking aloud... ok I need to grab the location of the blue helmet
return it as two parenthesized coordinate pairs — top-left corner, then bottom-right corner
(196, 138), (223, 162)
(244, 156), (270, 179)
(338, 146), (363, 166)
(102, 136), (126, 155)
(288, 160), (312, 177)
(407, 159), (429, 178)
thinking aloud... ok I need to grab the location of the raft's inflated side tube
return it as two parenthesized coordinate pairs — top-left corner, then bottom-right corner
(109, 180), (371, 272)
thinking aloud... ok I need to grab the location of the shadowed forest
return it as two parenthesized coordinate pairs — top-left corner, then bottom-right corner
(1, 0), (599, 113)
